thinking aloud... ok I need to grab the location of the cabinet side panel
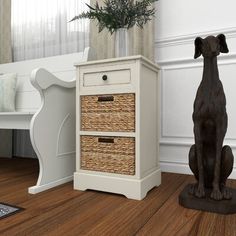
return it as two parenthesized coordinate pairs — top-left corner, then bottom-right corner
(140, 64), (159, 177)
(76, 67), (81, 171)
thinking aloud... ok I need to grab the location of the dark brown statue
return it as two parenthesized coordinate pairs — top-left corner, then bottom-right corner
(179, 34), (236, 214)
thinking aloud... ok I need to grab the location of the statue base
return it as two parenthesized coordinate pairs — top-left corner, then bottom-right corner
(179, 184), (236, 215)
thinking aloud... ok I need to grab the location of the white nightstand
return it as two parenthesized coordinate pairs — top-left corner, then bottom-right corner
(74, 56), (161, 200)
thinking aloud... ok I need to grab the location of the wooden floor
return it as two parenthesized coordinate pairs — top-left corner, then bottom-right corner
(0, 158), (235, 236)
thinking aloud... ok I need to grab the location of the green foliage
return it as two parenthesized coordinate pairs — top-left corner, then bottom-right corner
(70, 0), (158, 34)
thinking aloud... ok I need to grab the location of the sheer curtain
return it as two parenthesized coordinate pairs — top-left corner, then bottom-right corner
(11, 0), (89, 61)
(11, 0), (89, 158)
(0, 0), (12, 63)
(0, 0), (13, 158)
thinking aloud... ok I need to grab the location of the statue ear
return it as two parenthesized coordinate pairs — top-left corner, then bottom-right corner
(194, 37), (203, 59)
(217, 34), (229, 53)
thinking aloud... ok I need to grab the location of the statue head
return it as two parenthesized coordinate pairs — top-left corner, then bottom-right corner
(194, 34), (229, 59)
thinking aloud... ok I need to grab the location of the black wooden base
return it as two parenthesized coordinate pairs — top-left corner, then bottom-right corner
(179, 184), (236, 215)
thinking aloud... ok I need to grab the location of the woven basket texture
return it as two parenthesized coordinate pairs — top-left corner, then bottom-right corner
(81, 94), (135, 132)
(81, 136), (135, 175)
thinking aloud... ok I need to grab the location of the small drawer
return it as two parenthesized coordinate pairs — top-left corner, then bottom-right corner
(81, 93), (135, 132)
(80, 136), (135, 175)
(83, 69), (131, 87)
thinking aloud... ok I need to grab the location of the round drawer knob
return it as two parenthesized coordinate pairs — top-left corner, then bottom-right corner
(102, 75), (108, 81)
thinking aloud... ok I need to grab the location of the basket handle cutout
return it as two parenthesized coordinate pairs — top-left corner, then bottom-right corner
(98, 137), (114, 143)
(97, 96), (114, 102)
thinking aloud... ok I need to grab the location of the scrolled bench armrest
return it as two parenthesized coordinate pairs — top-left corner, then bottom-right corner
(30, 68), (76, 90)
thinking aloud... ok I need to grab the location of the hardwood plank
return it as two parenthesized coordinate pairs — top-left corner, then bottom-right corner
(177, 211), (232, 236)
(78, 173), (187, 236)
(29, 173), (185, 236)
(0, 158), (38, 182)
(225, 213), (236, 236)
(0, 158), (235, 236)
(223, 178), (236, 236)
(32, 193), (127, 236)
(48, 195), (133, 236)
(1, 191), (100, 235)
(42, 173), (186, 235)
(138, 176), (236, 236)
(174, 212), (203, 236)
(136, 175), (201, 236)
(0, 183), (86, 233)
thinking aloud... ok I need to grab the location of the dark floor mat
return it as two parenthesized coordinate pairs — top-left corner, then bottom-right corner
(0, 202), (24, 219)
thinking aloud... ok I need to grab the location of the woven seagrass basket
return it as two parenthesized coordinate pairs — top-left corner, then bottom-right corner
(80, 136), (135, 175)
(81, 93), (135, 132)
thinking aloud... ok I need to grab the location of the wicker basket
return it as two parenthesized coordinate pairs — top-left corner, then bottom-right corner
(80, 136), (135, 175)
(81, 94), (135, 132)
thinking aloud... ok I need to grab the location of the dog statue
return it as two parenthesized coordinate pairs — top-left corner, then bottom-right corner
(189, 34), (234, 201)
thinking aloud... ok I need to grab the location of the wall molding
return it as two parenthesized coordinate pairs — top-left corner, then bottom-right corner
(160, 60), (236, 141)
(155, 26), (236, 66)
(156, 25), (236, 179)
(160, 139), (236, 149)
(160, 65), (199, 139)
(155, 26), (236, 48)
(157, 51), (236, 67)
(160, 161), (236, 179)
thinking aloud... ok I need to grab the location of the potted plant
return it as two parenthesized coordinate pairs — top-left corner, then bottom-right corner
(70, 0), (158, 57)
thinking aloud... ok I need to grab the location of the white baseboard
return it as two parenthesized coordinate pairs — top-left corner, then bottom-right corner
(160, 161), (236, 180)
(28, 175), (73, 194)
(160, 161), (192, 175)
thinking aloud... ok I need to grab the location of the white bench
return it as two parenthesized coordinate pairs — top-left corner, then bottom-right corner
(0, 48), (94, 194)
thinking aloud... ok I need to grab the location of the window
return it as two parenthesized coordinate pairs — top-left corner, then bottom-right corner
(11, 0), (89, 61)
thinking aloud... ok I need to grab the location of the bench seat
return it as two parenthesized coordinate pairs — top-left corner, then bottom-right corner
(0, 111), (35, 129)
(0, 111), (35, 115)
(0, 47), (94, 194)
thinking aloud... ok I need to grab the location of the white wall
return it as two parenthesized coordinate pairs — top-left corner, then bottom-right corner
(155, 0), (236, 179)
